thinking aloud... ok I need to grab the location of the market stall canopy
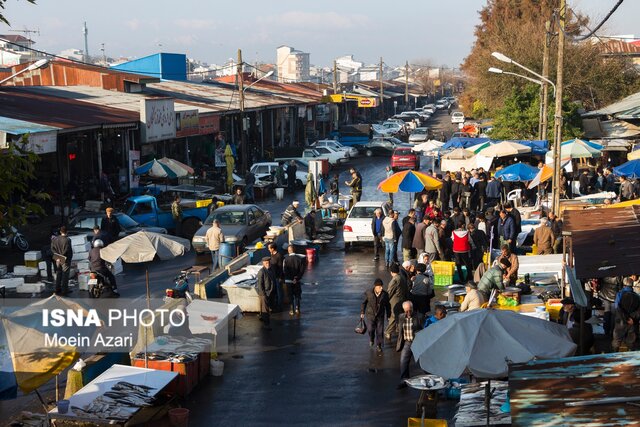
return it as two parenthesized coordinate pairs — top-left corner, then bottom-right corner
(442, 148), (475, 160)
(527, 164), (554, 189)
(441, 137), (491, 150)
(546, 139), (602, 160)
(465, 140), (491, 154)
(412, 139), (444, 152)
(478, 140), (532, 158)
(100, 231), (191, 264)
(411, 309), (576, 379)
(378, 170), (442, 193)
(628, 147), (640, 160)
(613, 159), (640, 179)
(135, 157), (194, 178)
(494, 163), (539, 182)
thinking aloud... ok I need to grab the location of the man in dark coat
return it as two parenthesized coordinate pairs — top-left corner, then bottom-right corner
(401, 216), (416, 261)
(558, 297), (594, 356)
(412, 217), (428, 260)
(505, 202), (522, 234)
(268, 243), (284, 311)
(498, 209), (516, 253)
(371, 208), (385, 261)
(396, 300), (423, 388)
(256, 257), (277, 328)
(88, 239), (119, 295)
(450, 177), (461, 209)
(475, 175), (488, 212)
(100, 207), (121, 243)
(578, 170), (590, 195)
(283, 245), (305, 316)
(385, 264), (409, 340)
(439, 174), (452, 210)
(361, 278), (391, 352)
(51, 226), (73, 295)
(245, 170), (256, 203)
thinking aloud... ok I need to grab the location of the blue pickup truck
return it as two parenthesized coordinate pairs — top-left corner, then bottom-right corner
(124, 195), (209, 238)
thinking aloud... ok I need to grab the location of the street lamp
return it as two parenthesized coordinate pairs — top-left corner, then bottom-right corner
(243, 70), (274, 92)
(491, 52), (556, 90)
(0, 59), (49, 85)
(488, 67), (556, 97)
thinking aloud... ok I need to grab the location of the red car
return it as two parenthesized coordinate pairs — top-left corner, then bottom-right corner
(391, 147), (420, 171)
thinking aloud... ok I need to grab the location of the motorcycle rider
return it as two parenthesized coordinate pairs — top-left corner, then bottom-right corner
(88, 239), (119, 296)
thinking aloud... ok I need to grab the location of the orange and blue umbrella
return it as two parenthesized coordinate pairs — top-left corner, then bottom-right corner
(378, 170), (443, 193)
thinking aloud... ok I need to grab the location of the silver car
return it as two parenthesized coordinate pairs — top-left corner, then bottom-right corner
(191, 204), (272, 254)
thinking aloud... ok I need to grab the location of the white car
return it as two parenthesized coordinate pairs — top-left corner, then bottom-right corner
(343, 201), (391, 249)
(313, 139), (358, 157)
(312, 146), (349, 165)
(408, 127), (432, 143)
(451, 112), (465, 124)
(248, 162), (307, 186)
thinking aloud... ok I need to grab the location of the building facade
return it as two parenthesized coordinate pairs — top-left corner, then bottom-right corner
(276, 45), (310, 83)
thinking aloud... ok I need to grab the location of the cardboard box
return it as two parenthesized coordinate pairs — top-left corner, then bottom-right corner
(72, 251), (89, 261)
(16, 282), (45, 294)
(0, 277), (24, 289)
(24, 251), (42, 261)
(13, 266), (39, 276)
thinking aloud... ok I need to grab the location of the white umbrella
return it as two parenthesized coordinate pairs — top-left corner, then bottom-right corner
(478, 141), (531, 158)
(546, 138), (602, 160)
(413, 139), (444, 153)
(442, 148), (475, 160)
(412, 309), (576, 426)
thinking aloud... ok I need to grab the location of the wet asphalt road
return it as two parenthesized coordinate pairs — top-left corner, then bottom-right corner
(0, 111), (457, 425)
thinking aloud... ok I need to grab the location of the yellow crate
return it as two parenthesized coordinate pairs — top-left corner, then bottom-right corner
(25, 260), (39, 268)
(408, 419), (447, 427)
(431, 261), (455, 276)
(195, 199), (212, 208)
(545, 298), (563, 322)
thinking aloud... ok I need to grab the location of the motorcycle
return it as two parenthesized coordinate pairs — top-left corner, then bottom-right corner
(88, 271), (119, 298)
(0, 225), (29, 251)
(165, 271), (193, 302)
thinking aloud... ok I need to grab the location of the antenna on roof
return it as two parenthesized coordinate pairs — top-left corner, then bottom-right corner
(82, 22), (90, 63)
(9, 27), (39, 60)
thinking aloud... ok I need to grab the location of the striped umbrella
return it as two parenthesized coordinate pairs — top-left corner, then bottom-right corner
(135, 157), (194, 178)
(378, 170), (442, 193)
(546, 139), (602, 160)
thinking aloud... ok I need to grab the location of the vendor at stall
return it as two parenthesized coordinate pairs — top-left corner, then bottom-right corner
(557, 297), (594, 355)
(498, 244), (519, 286)
(460, 281), (484, 312)
(478, 258), (510, 300)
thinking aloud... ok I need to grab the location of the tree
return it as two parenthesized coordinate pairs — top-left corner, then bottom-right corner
(488, 85), (582, 140)
(0, 136), (49, 229)
(461, 0), (640, 124)
(0, 0), (35, 25)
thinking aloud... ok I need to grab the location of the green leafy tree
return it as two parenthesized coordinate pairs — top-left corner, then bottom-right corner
(0, 0), (35, 25)
(489, 85), (582, 140)
(0, 135), (49, 229)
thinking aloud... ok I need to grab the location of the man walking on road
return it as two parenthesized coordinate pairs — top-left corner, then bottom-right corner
(283, 245), (305, 316)
(396, 301), (423, 389)
(51, 226), (73, 296)
(268, 242), (285, 311)
(371, 208), (385, 261)
(402, 216), (416, 261)
(361, 278), (391, 353)
(205, 219), (225, 271)
(101, 207), (121, 243)
(171, 196), (184, 237)
(533, 217), (555, 255)
(256, 257), (277, 329)
(345, 169), (362, 203)
(385, 263), (409, 341)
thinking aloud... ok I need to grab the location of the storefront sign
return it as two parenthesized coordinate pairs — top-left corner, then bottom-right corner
(129, 150), (140, 189)
(0, 131), (57, 154)
(175, 110), (200, 138)
(357, 97), (377, 108)
(140, 98), (176, 143)
(199, 115), (220, 135)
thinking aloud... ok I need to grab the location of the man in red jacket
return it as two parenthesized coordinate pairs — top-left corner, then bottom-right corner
(451, 224), (475, 283)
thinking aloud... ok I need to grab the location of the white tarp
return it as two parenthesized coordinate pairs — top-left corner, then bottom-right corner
(411, 309), (576, 379)
(440, 155), (493, 173)
(100, 231), (191, 263)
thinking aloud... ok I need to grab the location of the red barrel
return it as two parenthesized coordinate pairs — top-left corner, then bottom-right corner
(306, 248), (316, 264)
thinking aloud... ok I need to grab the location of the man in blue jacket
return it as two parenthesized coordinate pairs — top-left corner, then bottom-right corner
(371, 208), (385, 261)
(498, 209), (516, 253)
(486, 176), (502, 207)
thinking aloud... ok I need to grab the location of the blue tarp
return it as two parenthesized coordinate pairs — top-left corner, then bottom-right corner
(494, 162), (539, 182)
(613, 159), (640, 179)
(442, 137), (491, 150)
(515, 140), (549, 156)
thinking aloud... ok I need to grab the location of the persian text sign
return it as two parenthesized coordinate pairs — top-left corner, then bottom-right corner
(140, 98), (176, 143)
(199, 114), (220, 135)
(175, 110), (200, 138)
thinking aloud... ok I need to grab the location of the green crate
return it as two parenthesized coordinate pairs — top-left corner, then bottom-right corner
(434, 274), (453, 287)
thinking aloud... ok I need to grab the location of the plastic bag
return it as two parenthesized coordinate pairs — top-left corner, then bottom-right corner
(355, 318), (367, 334)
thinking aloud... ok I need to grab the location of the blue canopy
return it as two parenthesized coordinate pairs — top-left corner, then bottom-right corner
(613, 159), (640, 179)
(562, 138), (603, 150)
(494, 163), (539, 182)
(512, 140), (549, 156)
(442, 137), (491, 150)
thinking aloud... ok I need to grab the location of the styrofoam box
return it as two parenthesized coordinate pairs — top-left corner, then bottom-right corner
(38, 261), (47, 270)
(73, 241), (91, 253)
(76, 261), (90, 271)
(0, 277), (24, 289)
(69, 234), (88, 246)
(0, 265), (7, 276)
(78, 273), (90, 291)
(72, 251), (89, 261)
(24, 251), (42, 261)
(13, 266), (39, 276)
(17, 282), (45, 294)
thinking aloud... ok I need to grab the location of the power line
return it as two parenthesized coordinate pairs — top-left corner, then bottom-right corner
(571, 0), (625, 41)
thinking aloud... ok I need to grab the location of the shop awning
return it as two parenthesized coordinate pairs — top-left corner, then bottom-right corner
(0, 116), (60, 135)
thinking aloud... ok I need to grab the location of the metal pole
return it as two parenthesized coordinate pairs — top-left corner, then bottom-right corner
(333, 60), (338, 94)
(379, 57), (384, 117)
(405, 60), (409, 105)
(552, 0), (566, 214)
(540, 21), (551, 141)
(237, 49), (247, 173)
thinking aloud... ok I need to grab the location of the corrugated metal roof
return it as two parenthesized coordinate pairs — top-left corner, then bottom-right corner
(0, 87), (139, 129)
(582, 91), (640, 119)
(0, 116), (60, 134)
(510, 352), (640, 426)
(564, 206), (640, 278)
(598, 39), (640, 55)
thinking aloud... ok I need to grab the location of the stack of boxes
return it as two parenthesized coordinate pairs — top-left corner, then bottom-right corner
(70, 235), (90, 290)
(432, 261), (456, 287)
(15, 251), (45, 294)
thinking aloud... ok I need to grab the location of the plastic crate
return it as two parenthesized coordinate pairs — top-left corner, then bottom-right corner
(434, 274), (453, 287)
(195, 199), (212, 208)
(431, 261), (455, 276)
(407, 419), (447, 427)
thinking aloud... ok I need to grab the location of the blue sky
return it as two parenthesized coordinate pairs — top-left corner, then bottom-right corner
(2, 0), (638, 68)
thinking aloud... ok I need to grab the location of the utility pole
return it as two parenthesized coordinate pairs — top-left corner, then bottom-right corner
(379, 57), (384, 117)
(539, 20), (552, 140)
(100, 43), (106, 65)
(237, 48), (247, 174)
(404, 60), (409, 105)
(552, 0), (566, 214)
(82, 22), (89, 63)
(333, 60), (338, 94)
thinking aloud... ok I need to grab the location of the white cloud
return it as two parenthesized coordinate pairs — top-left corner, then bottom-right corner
(125, 19), (141, 31)
(175, 19), (216, 30)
